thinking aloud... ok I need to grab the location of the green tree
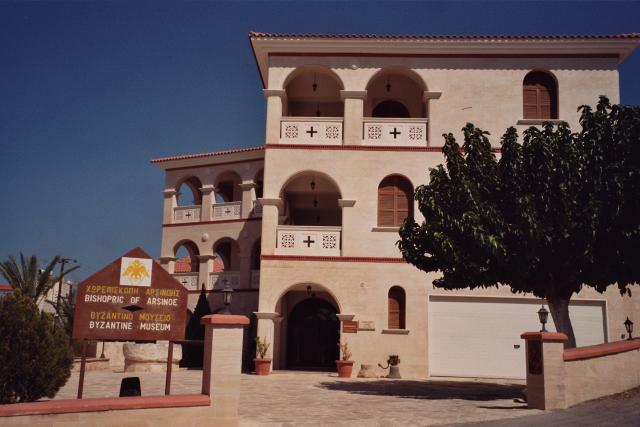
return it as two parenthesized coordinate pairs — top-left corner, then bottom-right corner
(0, 254), (79, 304)
(398, 97), (639, 348)
(0, 292), (74, 403)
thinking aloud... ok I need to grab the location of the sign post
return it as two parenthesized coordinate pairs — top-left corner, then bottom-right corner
(72, 247), (187, 398)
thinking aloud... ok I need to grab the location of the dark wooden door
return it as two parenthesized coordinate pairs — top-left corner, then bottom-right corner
(287, 298), (339, 369)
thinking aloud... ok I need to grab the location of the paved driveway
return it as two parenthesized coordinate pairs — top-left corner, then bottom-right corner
(54, 369), (537, 425)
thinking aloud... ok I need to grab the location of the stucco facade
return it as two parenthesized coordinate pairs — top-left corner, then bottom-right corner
(152, 33), (640, 378)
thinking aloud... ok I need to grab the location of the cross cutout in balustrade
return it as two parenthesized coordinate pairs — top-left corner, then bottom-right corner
(390, 128), (401, 139)
(303, 236), (315, 247)
(306, 126), (318, 138)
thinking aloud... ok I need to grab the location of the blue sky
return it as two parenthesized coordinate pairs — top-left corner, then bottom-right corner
(1, 1), (639, 280)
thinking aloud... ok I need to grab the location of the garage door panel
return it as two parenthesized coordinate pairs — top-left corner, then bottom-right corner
(429, 296), (606, 379)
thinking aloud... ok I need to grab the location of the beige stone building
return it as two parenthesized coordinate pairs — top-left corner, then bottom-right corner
(152, 33), (640, 379)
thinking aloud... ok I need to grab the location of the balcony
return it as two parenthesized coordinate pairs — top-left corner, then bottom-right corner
(210, 271), (241, 289)
(250, 270), (260, 289)
(280, 117), (343, 145)
(173, 206), (201, 223)
(275, 226), (341, 256)
(212, 201), (242, 221)
(363, 118), (428, 147)
(173, 273), (199, 291)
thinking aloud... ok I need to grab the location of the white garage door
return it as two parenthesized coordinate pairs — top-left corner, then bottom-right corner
(429, 296), (607, 379)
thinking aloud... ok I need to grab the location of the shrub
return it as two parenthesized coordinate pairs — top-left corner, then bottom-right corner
(0, 291), (74, 403)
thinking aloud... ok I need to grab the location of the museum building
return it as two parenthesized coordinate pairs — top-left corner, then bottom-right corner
(151, 32), (640, 378)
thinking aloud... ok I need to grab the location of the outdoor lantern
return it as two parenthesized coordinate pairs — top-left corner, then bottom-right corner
(624, 317), (634, 340)
(538, 305), (549, 332)
(222, 281), (234, 314)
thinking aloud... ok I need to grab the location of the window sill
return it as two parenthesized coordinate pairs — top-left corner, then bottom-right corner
(517, 119), (565, 126)
(372, 227), (400, 232)
(381, 329), (410, 335)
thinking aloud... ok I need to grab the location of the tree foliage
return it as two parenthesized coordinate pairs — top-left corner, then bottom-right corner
(0, 254), (79, 304)
(0, 292), (74, 403)
(398, 97), (640, 347)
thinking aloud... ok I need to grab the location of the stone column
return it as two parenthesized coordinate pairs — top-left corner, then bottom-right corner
(263, 89), (285, 146)
(521, 331), (568, 410)
(238, 181), (256, 219)
(341, 90), (367, 146)
(162, 189), (177, 224)
(200, 185), (215, 222)
(201, 314), (249, 424)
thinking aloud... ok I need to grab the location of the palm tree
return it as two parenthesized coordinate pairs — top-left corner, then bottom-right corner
(0, 254), (80, 304)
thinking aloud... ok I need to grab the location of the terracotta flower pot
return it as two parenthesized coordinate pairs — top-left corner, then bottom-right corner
(254, 358), (271, 376)
(336, 360), (354, 378)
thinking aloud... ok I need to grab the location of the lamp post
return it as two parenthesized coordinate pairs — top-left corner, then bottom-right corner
(624, 317), (634, 340)
(538, 305), (549, 332)
(56, 257), (77, 312)
(221, 279), (234, 314)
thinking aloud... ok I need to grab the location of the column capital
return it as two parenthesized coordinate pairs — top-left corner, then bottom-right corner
(263, 89), (286, 99)
(340, 90), (367, 100)
(423, 91), (442, 101)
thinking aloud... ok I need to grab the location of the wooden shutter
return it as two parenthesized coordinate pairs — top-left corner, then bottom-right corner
(523, 72), (557, 120)
(378, 176), (414, 227)
(388, 287), (406, 329)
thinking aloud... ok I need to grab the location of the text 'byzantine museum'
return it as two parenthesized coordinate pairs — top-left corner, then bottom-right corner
(150, 32), (640, 379)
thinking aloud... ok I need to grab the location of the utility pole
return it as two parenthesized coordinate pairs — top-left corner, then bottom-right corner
(56, 257), (77, 312)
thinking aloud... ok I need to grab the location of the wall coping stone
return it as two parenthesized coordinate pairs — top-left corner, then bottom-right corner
(200, 314), (250, 326)
(563, 338), (640, 361)
(0, 394), (209, 418)
(521, 331), (569, 342)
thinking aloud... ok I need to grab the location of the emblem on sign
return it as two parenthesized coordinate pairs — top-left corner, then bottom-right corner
(120, 257), (152, 286)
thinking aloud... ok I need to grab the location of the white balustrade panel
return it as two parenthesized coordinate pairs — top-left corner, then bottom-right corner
(210, 272), (241, 289)
(280, 118), (343, 145)
(363, 118), (428, 147)
(173, 273), (199, 291)
(252, 200), (263, 218)
(173, 206), (201, 223)
(250, 270), (260, 289)
(212, 201), (242, 220)
(275, 226), (341, 256)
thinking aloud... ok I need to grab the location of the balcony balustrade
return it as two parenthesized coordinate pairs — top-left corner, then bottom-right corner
(250, 270), (260, 289)
(173, 206), (202, 223)
(280, 117), (343, 145)
(363, 118), (428, 147)
(212, 201), (242, 221)
(210, 271), (241, 289)
(275, 225), (341, 256)
(173, 272), (199, 291)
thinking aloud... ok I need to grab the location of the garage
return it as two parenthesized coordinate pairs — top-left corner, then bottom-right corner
(428, 296), (607, 379)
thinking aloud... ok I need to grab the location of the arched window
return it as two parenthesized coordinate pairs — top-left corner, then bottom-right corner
(388, 286), (406, 329)
(523, 71), (558, 120)
(377, 175), (414, 227)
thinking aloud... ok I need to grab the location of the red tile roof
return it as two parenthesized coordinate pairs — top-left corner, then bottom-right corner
(151, 146), (264, 164)
(250, 32), (640, 40)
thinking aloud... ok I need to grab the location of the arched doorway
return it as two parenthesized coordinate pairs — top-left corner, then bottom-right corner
(287, 298), (339, 369)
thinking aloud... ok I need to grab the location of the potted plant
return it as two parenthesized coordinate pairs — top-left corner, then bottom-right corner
(336, 340), (354, 378)
(254, 336), (271, 376)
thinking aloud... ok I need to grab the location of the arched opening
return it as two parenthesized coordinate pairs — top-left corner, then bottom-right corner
(377, 175), (414, 227)
(284, 67), (344, 117)
(176, 176), (203, 206)
(275, 284), (340, 370)
(279, 172), (342, 226)
(523, 71), (558, 120)
(365, 69), (426, 118)
(388, 286), (406, 330)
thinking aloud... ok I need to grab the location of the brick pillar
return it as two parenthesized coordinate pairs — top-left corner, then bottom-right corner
(521, 331), (568, 410)
(201, 314), (249, 425)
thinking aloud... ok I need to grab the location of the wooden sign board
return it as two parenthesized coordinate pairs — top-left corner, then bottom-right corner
(72, 247), (187, 342)
(342, 320), (359, 333)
